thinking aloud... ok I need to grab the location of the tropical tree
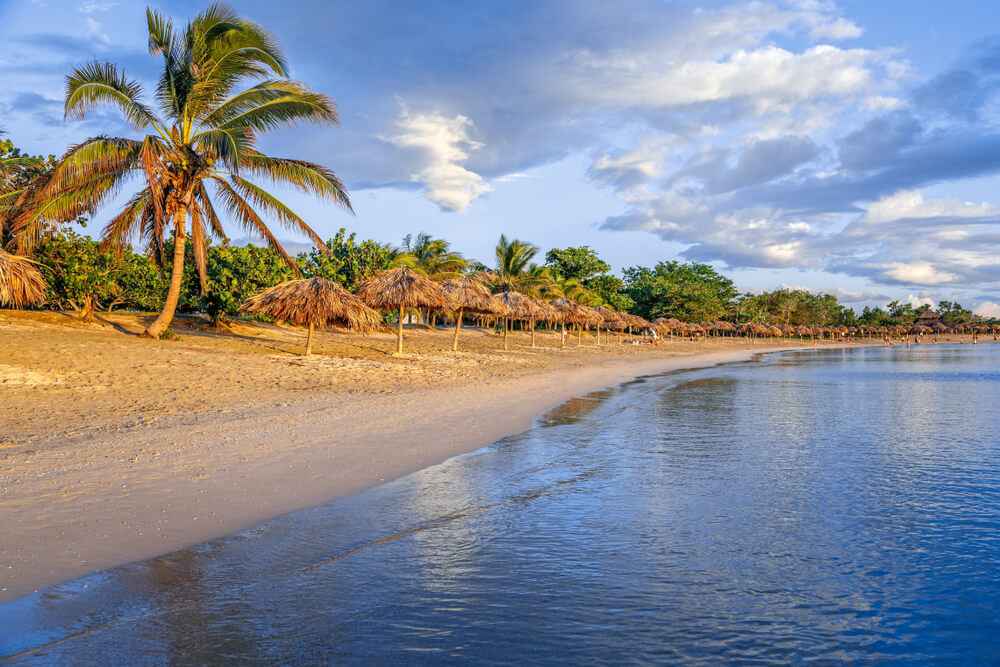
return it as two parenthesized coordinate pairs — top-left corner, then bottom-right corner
(22, 4), (352, 337)
(492, 234), (550, 295)
(396, 232), (466, 280)
(544, 246), (611, 283)
(1, 131), (50, 306)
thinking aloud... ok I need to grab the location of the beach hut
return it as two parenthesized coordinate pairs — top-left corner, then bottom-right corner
(441, 275), (506, 352)
(494, 291), (546, 351)
(239, 278), (381, 356)
(357, 267), (453, 354)
(0, 250), (46, 309)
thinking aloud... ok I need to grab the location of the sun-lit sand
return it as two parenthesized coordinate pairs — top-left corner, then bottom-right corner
(1, 310), (880, 602)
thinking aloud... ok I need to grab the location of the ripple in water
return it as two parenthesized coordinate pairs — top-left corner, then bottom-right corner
(2, 344), (1000, 664)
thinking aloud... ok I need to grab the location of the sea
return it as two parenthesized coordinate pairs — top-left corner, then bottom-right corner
(1, 343), (999, 664)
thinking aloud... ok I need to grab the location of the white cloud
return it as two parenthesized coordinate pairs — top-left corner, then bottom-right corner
(974, 301), (1000, 318)
(905, 293), (935, 308)
(863, 96), (903, 111)
(860, 190), (1000, 224)
(388, 108), (492, 212)
(78, 1), (118, 13)
(564, 44), (883, 114)
(823, 287), (888, 302)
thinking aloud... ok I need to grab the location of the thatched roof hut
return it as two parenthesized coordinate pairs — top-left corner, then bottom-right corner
(442, 275), (506, 352)
(357, 267), (454, 353)
(0, 250), (46, 308)
(240, 278), (381, 355)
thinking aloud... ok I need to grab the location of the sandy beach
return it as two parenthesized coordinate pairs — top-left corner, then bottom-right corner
(2, 310), (870, 602)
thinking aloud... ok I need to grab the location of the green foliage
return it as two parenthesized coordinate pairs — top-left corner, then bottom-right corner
(299, 228), (395, 289)
(732, 288), (849, 326)
(587, 274), (633, 312)
(170, 241), (298, 321)
(623, 261), (737, 321)
(395, 232), (466, 278)
(32, 229), (164, 313)
(1, 134), (57, 249)
(937, 300), (973, 326)
(544, 246), (611, 283)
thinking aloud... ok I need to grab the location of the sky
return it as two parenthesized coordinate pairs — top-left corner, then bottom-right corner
(2, 0), (1000, 316)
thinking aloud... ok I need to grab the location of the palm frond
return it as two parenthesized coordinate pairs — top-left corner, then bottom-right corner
(228, 174), (324, 249)
(240, 152), (352, 212)
(209, 176), (300, 274)
(65, 61), (159, 130)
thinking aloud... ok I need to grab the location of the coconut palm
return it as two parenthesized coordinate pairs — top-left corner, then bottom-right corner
(491, 234), (552, 294)
(20, 4), (351, 338)
(1, 133), (47, 306)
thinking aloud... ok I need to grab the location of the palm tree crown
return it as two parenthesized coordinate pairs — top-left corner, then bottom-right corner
(23, 3), (352, 337)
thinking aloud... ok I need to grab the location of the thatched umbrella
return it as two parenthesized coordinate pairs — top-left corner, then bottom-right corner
(357, 267), (453, 354)
(0, 250), (46, 309)
(593, 305), (623, 345)
(549, 298), (594, 348)
(494, 291), (546, 350)
(240, 277), (381, 355)
(441, 275), (506, 352)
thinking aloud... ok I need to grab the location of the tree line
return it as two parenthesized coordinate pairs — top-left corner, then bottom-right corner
(21, 224), (995, 329)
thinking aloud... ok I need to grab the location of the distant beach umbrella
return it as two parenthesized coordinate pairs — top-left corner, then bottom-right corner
(549, 298), (595, 348)
(357, 267), (454, 354)
(441, 275), (506, 352)
(494, 291), (546, 351)
(0, 250), (46, 309)
(593, 306), (624, 345)
(240, 277), (381, 356)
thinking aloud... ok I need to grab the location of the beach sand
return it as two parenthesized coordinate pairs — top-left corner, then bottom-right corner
(1, 310), (863, 602)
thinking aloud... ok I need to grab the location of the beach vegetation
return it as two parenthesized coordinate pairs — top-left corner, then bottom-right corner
(23, 3), (352, 338)
(624, 261), (738, 322)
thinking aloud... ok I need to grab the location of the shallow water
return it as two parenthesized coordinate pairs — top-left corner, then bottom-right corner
(3, 344), (1000, 664)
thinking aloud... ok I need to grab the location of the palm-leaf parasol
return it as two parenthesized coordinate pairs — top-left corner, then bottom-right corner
(0, 249), (46, 308)
(494, 291), (546, 350)
(240, 277), (381, 355)
(441, 275), (506, 352)
(356, 267), (453, 353)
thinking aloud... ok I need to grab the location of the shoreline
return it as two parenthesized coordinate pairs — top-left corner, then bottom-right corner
(0, 312), (871, 603)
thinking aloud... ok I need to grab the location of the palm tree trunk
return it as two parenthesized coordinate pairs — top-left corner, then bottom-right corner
(452, 308), (463, 352)
(144, 207), (187, 339)
(397, 304), (404, 353)
(305, 322), (315, 356)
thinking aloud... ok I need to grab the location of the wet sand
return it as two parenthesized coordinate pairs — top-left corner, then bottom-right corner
(1, 310), (861, 602)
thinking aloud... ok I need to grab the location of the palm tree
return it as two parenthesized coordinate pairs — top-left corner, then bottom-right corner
(1, 130), (46, 249)
(1, 132), (47, 306)
(21, 4), (351, 338)
(492, 234), (538, 293)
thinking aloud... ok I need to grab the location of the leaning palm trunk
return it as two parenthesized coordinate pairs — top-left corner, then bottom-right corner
(145, 209), (187, 338)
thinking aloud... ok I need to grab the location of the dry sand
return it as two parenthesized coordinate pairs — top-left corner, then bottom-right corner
(1, 309), (855, 602)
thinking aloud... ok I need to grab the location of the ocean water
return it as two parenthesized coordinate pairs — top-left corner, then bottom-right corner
(2, 344), (999, 664)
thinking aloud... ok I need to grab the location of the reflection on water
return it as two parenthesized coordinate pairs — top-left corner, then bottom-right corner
(3, 345), (1000, 664)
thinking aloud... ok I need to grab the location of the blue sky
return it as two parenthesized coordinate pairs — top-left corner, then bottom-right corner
(2, 0), (999, 316)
